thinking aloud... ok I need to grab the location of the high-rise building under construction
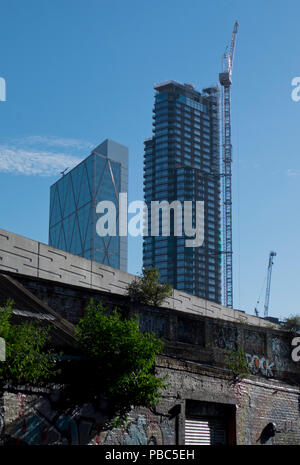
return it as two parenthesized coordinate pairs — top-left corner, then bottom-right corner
(143, 81), (221, 303)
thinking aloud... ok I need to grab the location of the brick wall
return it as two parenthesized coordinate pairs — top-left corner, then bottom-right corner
(1, 358), (299, 445)
(0, 265), (299, 444)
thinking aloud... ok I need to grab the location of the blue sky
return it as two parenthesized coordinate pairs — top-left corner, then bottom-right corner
(0, 0), (299, 320)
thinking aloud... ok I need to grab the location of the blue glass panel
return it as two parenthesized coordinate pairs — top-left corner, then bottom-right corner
(103, 236), (111, 249)
(96, 162), (116, 204)
(49, 186), (55, 227)
(156, 92), (168, 102)
(94, 229), (104, 251)
(94, 250), (105, 263)
(82, 249), (92, 260)
(64, 175), (76, 217)
(108, 253), (120, 268)
(94, 155), (106, 196)
(77, 205), (91, 247)
(71, 163), (84, 207)
(84, 215), (94, 251)
(107, 236), (119, 255)
(102, 255), (109, 265)
(49, 223), (60, 247)
(77, 162), (91, 209)
(57, 224), (67, 250)
(110, 161), (121, 192)
(57, 174), (69, 218)
(85, 155), (95, 198)
(63, 214), (75, 250)
(50, 185), (62, 226)
(70, 215), (82, 255)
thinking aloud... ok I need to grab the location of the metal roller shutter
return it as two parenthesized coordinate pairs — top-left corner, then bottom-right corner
(185, 419), (210, 445)
(185, 418), (227, 445)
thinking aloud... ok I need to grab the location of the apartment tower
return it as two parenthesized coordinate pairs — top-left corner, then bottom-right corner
(143, 81), (221, 303)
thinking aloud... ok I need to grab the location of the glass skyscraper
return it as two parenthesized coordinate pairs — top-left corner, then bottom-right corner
(49, 139), (128, 271)
(143, 81), (221, 303)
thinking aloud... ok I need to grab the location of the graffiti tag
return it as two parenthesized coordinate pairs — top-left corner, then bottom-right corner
(245, 353), (275, 377)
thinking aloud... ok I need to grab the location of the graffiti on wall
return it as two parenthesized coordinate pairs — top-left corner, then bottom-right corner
(272, 337), (291, 371)
(245, 353), (275, 377)
(98, 414), (174, 445)
(244, 330), (266, 355)
(213, 325), (238, 351)
(6, 393), (101, 445)
(4, 392), (175, 446)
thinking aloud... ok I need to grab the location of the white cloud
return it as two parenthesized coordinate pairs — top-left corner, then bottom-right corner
(0, 134), (94, 176)
(0, 146), (82, 176)
(20, 135), (93, 150)
(286, 169), (300, 177)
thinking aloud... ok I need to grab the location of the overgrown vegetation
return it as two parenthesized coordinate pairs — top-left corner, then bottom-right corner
(0, 300), (58, 384)
(126, 267), (172, 307)
(0, 297), (167, 425)
(226, 343), (250, 381)
(74, 299), (166, 425)
(281, 314), (300, 333)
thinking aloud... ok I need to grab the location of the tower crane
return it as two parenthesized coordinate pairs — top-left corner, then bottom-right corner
(219, 20), (239, 309)
(254, 251), (277, 318)
(264, 251), (276, 317)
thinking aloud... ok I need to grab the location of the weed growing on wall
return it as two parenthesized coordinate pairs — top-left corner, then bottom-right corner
(226, 343), (251, 381)
(126, 268), (172, 307)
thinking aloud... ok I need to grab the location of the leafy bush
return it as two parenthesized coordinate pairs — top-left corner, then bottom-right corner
(281, 314), (300, 333)
(0, 300), (58, 384)
(74, 300), (166, 424)
(126, 268), (172, 307)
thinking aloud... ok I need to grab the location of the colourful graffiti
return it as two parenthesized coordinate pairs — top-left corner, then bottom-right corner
(245, 353), (274, 377)
(97, 412), (174, 445)
(4, 393), (175, 446)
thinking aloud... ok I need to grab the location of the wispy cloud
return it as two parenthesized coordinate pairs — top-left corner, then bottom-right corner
(0, 135), (94, 176)
(18, 135), (93, 150)
(0, 146), (81, 176)
(286, 168), (300, 177)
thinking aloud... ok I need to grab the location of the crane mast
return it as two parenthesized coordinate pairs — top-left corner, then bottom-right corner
(264, 251), (276, 317)
(219, 20), (238, 309)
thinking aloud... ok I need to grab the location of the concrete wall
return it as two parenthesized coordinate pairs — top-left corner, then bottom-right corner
(0, 228), (276, 328)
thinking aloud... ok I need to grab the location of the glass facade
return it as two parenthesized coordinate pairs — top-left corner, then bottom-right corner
(143, 81), (221, 304)
(49, 139), (128, 271)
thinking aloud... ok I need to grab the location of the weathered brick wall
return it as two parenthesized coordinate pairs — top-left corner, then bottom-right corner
(8, 274), (300, 384)
(154, 358), (300, 445)
(233, 379), (300, 444)
(1, 361), (299, 445)
(0, 385), (175, 446)
(1, 273), (299, 445)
